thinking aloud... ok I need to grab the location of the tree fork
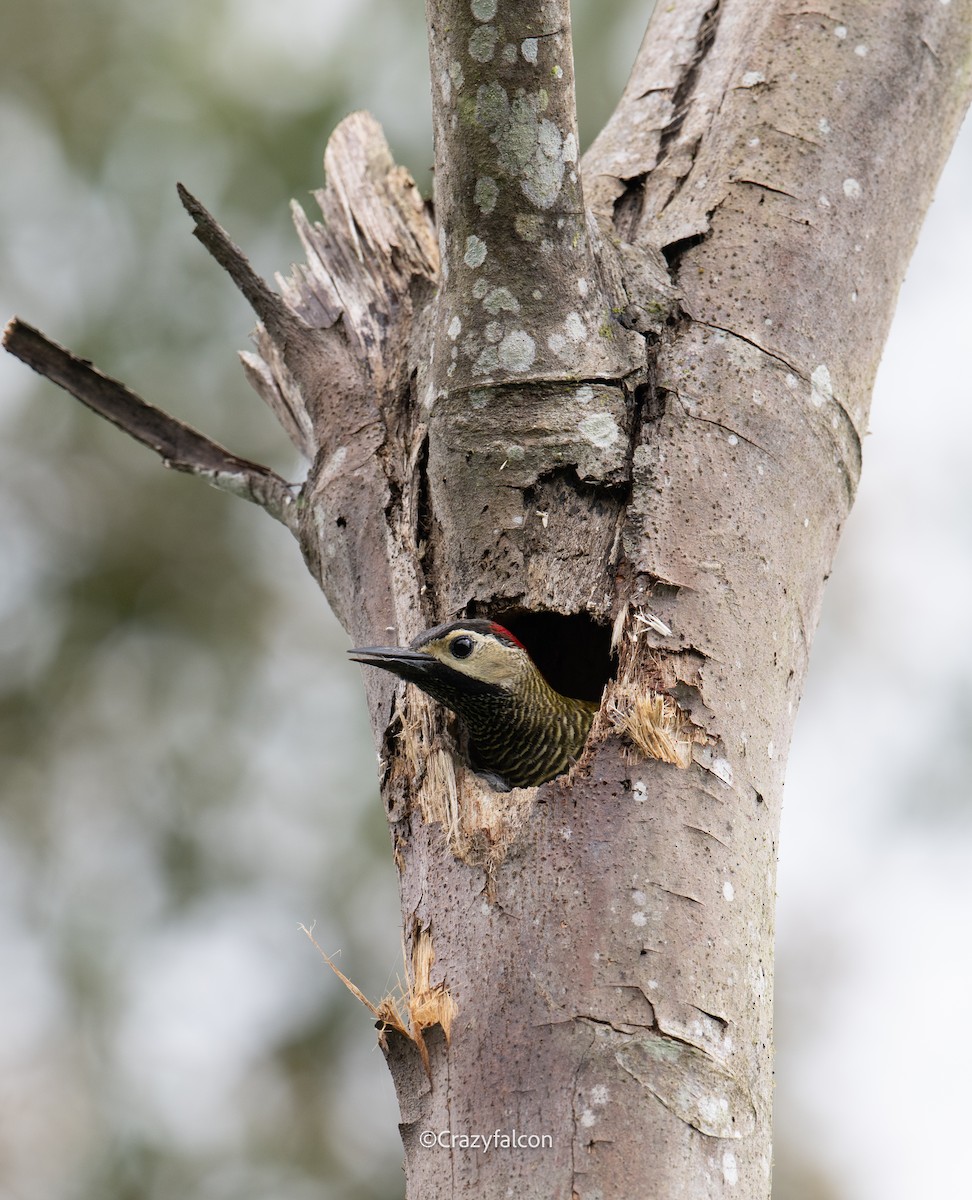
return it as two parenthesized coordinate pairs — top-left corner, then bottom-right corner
(4, 0), (971, 1196)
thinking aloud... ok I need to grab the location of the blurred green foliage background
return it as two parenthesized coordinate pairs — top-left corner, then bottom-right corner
(1, 3), (969, 1199)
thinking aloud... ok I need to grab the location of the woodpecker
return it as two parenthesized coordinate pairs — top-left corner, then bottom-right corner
(349, 620), (598, 790)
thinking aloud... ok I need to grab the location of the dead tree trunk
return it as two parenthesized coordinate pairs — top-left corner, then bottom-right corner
(6, 0), (970, 1195)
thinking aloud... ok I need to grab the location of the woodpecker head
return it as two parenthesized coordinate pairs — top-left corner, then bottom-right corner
(348, 621), (535, 724)
(349, 619), (598, 790)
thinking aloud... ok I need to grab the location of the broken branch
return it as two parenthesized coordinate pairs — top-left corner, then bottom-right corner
(177, 183), (306, 347)
(3, 317), (299, 533)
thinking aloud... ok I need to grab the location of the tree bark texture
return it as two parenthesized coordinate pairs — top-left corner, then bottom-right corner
(6, 0), (970, 1197)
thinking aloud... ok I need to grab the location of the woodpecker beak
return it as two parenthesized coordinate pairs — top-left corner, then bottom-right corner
(347, 645), (441, 685)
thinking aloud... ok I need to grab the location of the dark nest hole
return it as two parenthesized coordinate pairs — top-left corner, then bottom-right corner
(478, 609), (614, 704)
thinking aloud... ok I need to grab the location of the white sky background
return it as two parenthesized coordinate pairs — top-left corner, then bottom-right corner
(0, 3), (969, 1197)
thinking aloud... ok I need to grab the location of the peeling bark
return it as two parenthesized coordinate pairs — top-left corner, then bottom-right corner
(5, 0), (971, 1196)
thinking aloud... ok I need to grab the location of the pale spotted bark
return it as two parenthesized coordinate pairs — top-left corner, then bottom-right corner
(6, 0), (970, 1195)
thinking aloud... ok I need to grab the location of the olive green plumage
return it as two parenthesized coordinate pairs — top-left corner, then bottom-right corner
(349, 620), (597, 790)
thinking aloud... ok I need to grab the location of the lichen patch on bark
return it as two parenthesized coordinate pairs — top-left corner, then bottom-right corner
(615, 1031), (757, 1139)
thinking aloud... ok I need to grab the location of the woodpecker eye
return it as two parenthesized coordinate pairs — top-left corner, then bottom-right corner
(450, 635), (474, 659)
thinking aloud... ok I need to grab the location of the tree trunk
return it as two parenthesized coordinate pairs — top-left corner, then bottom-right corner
(6, 0), (970, 1196)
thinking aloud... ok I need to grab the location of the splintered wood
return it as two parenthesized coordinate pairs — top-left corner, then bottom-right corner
(301, 921), (455, 1079)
